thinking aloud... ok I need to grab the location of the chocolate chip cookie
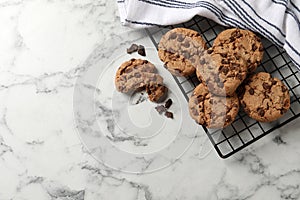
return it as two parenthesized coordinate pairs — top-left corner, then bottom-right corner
(196, 46), (248, 96)
(189, 83), (240, 128)
(158, 28), (207, 76)
(213, 28), (264, 73)
(239, 72), (290, 122)
(115, 59), (168, 102)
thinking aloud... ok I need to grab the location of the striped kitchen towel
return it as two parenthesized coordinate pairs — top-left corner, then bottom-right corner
(117, 0), (300, 69)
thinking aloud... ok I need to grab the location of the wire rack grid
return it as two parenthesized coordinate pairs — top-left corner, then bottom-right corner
(145, 16), (300, 158)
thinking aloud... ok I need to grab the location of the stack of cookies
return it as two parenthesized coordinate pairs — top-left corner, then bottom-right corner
(158, 28), (290, 128)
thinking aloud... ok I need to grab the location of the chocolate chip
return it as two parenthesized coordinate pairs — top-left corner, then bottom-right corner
(221, 67), (229, 75)
(263, 82), (271, 90)
(183, 42), (190, 48)
(229, 37), (235, 42)
(271, 80), (277, 85)
(137, 45), (146, 56)
(233, 103), (239, 108)
(257, 108), (265, 116)
(197, 95), (205, 102)
(259, 45), (264, 51)
(281, 85), (288, 92)
(200, 59), (206, 65)
(207, 49), (213, 54)
(220, 53), (227, 58)
(252, 44), (257, 51)
(125, 68), (133, 73)
(231, 31), (238, 37)
(165, 99), (173, 109)
(127, 44), (138, 54)
(249, 88), (254, 95)
(155, 105), (166, 114)
(169, 32), (177, 40)
(177, 35), (184, 42)
(165, 111), (173, 119)
(221, 59), (229, 64)
(225, 115), (232, 123)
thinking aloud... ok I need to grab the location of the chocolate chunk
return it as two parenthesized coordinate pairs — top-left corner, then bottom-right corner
(125, 68), (133, 73)
(263, 83), (271, 90)
(271, 80), (277, 85)
(177, 35), (184, 42)
(183, 41), (190, 48)
(169, 32), (177, 40)
(127, 44), (138, 54)
(281, 85), (288, 92)
(165, 111), (174, 119)
(220, 53), (227, 58)
(249, 88), (254, 95)
(155, 105), (167, 114)
(221, 59), (229, 64)
(207, 49), (213, 54)
(138, 45), (146, 56)
(200, 59), (206, 65)
(221, 66), (229, 75)
(197, 95), (205, 102)
(165, 99), (173, 109)
(225, 115), (232, 123)
(252, 44), (257, 51)
(257, 108), (265, 116)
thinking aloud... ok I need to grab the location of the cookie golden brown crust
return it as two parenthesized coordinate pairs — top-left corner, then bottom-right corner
(213, 28), (264, 73)
(239, 72), (290, 122)
(158, 28), (207, 76)
(189, 83), (240, 128)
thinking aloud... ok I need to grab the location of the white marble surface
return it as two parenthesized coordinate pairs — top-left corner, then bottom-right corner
(1, 0), (300, 199)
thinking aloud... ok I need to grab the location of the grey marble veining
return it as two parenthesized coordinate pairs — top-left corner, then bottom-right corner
(1, 0), (300, 199)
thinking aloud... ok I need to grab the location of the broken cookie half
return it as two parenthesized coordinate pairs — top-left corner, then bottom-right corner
(115, 58), (168, 102)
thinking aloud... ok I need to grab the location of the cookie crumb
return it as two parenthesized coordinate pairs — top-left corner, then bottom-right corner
(164, 99), (173, 109)
(138, 45), (146, 56)
(155, 105), (167, 114)
(127, 44), (138, 54)
(165, 111), (173, 119)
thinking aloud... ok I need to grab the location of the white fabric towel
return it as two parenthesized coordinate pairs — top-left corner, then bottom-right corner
(117, 0), (300, 69)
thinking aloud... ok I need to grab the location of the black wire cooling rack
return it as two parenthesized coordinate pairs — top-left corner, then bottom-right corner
(146, 15), (300, 158)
